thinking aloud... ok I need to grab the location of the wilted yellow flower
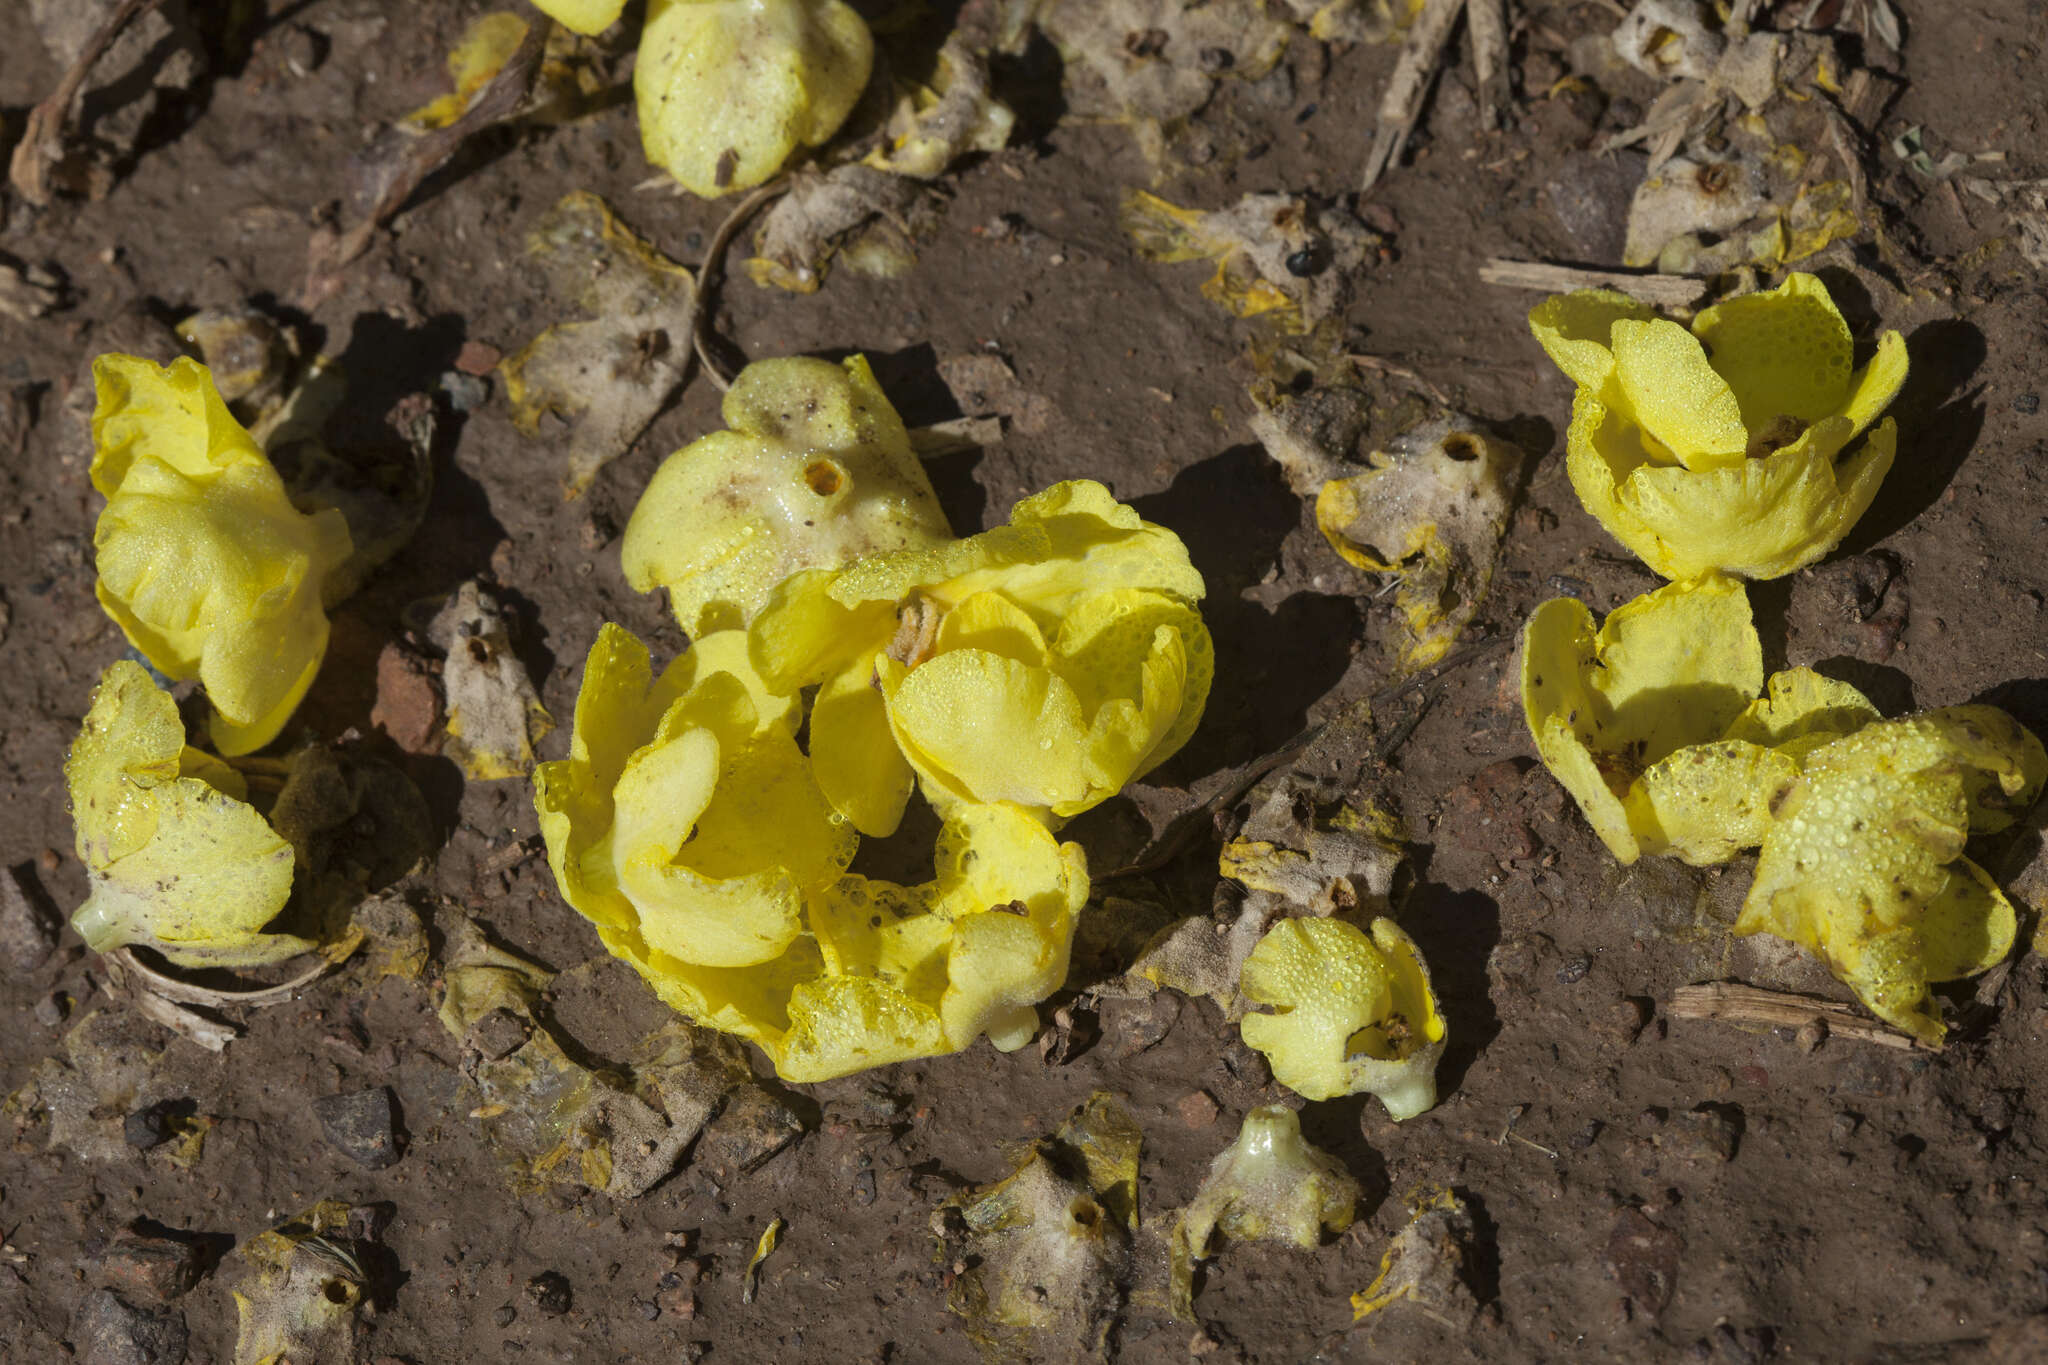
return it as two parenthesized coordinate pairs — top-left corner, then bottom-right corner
(633, 0), (872, 197)
(1168, 1105), (1359, 1320)
(534, 624), (1090, 1083)
(622, 355), (954, 635)
(91, 355), (352, 755)
(66, 661), (309, 968)
(1522, 580), (2046, 1044)
(748, 480), (1213, 835)
(1520, 574), (1766, 864)
(1736, 707), (2044, 1045)
(1529, 273), (1907, 580)
(1237, 916), (1444, 1118)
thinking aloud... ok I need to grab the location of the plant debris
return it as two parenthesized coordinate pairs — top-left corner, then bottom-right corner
(427, 580), (552, 781)
(500, 191), (700, 496)
(1169, 1105), (1360, 1320)
(934, 1092), (1142, 1359)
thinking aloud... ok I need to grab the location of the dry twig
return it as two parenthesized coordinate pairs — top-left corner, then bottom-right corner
(1362, 0), (1468, 192)
(7, 0), (168, 206)
(110, 945), (347, 1010)
(689, 178), (793, 390)
(300, 17), (552, 307)
(1478, 257), (1708, 309)
(1667, 982), (1926, 1051)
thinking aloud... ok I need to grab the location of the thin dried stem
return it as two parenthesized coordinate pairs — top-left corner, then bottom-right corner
(300, 16), (551, 307)
(1667, 982), (1926, 1051)
(1478, 257), (1708, 309)
(7, 0), (168, 205)
(689, 178), (793, 391)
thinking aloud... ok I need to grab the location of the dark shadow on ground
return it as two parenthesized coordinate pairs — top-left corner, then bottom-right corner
(1396, 878), (1502, 1103)
(1135, 445), (1361, 783)
(1843, 318), (1986, 552)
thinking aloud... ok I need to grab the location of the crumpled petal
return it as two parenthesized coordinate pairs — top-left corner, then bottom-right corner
(749, 478), (1211, 828)
(66, 662), (304, 968)
(622, 354), (953, 633)
(1521, 575), (1764, 861)
(1611, 318), (1749, 469)
(635, 0), (872, 198)
(1528, 289), (1655, 405)
(90, 355), (353, 754)
(529, 0), (627, 36)
(1690, 272), (1854, 429)
(1237, 916), (1444, 1118)
(1735, 707), (2045, 1045)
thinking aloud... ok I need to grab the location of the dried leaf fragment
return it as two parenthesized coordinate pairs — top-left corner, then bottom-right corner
(1122, 191), (1377, 334)
(428, 580), (553, 780)
(745, 164), (931, 294)
(500, 191), (697, 495)
(1312, 416), (1521, 668)
(936, 1092), (1141, 1359)
(1037, 0), (1290, 129)
(1352, 1189), (1481, 1329)
(231, 1201), (367, 1365)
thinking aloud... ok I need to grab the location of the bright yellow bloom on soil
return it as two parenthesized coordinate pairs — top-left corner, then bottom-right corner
(91, 355), (352, 755)
(748, 480), (1213, 835)
(66, 661), (307, 968)
(1237, 916), (1445, 1118)
(633, 0), (871, 197)
(1529, 273), (1907, 580)
(1522, 579), (2045, 1044)
(534, 624), (1091, 1083)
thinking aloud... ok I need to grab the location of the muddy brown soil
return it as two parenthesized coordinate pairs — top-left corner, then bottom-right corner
(5, 2), (2048, 1363)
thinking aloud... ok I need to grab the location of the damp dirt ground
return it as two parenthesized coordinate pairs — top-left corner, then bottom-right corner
(5, 3), (2048, 1362)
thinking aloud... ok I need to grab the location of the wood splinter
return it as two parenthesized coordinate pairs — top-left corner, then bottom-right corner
(1666, 982), (1927, 1052)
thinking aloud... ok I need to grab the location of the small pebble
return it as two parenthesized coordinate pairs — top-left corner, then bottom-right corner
(493, 1305), (516, 1328)
(1177, 1090), (1221, 1129)
(525, 1271), (572, 1317)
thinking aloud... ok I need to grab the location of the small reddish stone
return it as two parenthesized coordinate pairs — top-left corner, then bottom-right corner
(455, 340), (503, 375)
(370, 642), (441, 753)
(1177, 1090), (1220, 1129)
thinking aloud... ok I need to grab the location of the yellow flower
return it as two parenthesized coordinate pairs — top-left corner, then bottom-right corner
(632, 0), (871, 197)
(1522, 580), (2046, 1044)
(748, 480), (1213, 835)
(621, 355), (954, 635)
(91, 355), (352, 755)
(66, 661), (308, 968)
(533, 625), (1090, 1083)
(1528, 273), (1907, 580)
(1520, 574), (1767, 864)
(528, 0), (626, 34)
(1736, 707), (2044, 1046)
(1237, 916), (1445, 1118)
